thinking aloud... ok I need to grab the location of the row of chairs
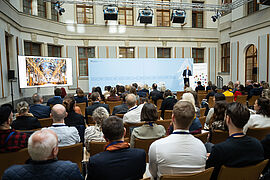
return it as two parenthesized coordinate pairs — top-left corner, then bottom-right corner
(208, 95), (259, 108)
(141, 159), (268, 180)
(0, 143), (83, 178)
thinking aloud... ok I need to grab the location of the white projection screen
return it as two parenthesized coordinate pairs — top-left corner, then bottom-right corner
(18, 56), (73, 88)
(88, 58), (193, 91)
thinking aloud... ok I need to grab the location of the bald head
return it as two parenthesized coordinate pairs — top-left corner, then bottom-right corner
(28, 129), (58, 161)
(51, 104), (67, 123)
(126, 94), (137, 108)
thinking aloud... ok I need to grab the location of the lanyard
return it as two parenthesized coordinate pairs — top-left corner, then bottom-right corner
(128, 106), (138, 112)
(172, 131), (190, 134)
(5, 131), (15, 144)
(52, 124), (66, 127)
(105, 141), (124, 151)
(230, 132), (245, 137)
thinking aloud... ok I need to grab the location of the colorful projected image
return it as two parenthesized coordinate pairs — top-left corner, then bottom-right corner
(26, 57), (67, 86)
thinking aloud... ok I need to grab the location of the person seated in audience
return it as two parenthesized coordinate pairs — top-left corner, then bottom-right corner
(46, 104), (80, 147)
(60, 87), (67, 99)
(149, 101), (207, 179)
(47, 88), (63, 107)
(2, 129), (83, 180)
(206, 81), (213, 91)
(130, 103), (166, 148)
(132, 83), (138, 90)
(74, 88), (88, 107)
(160, 89), (177, 120)
(233, 84), (245, 101)
(206, 102), (264, 180)
(116, 85), (125, 98)
(112, 93), (129, 115)
(0, 104), (29, 152)
(245, 80), (254, 94)
(130, 86), (140, 104)
(195, 81), (205, 92)
(227, 81), (234, 92)
(262, 82), (270, 99)
(87, 116), (146, 180)
(247, 82), (262, 100)
(205, 85), (217, 101)
(232, 80), (241, 93)
(103, 86), (111, 100)
(222, 85), (233, 96)
(208, 101), (228, 143)
(124, 85), (131, 94)
(123, 94), (144, 123)
(142, 84), (150, 95)
(29, 93), (51, 119)
(149, 83), (163, 105)
(137, 86), (147, 97)
(84, 107), (109, 152)
(205, 93), (226, 128)
(243, 97), (270, 133)
(184, 83), (193, 92)
(107, 87), (121, 101)
(63, 96), (85, 127)
(260, 134), (270, 179)
(94, 86), (105, 102)
(12, 101), (41, 130)
(86, 92), (110, 116)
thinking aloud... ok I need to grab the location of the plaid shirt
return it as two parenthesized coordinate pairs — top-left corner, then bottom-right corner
(0, 129), (29, 153)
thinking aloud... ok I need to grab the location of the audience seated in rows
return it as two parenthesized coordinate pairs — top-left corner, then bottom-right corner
(84, 107), (108, 152)
(205, 85), (217, 101)
(222, 85), (233, 97)
(195, 81), (205, 92)
(107, 87), (121, 101)
(137, 86), (147, 98)
(247, 82), (262, 100)
(130, 86), (140, 104)
(87, 116), (146, 180)
(63, 96), (85, 127)
(243, 97), (270, 133)
(206, 102), (264, 180)
(103, 86), (111, 100)
(74, 88), (88, 107)
(86, 92), (110, 116)
(160, 89), (177, 120)
(94, 86), (105, 102)
(142, 84), (150, 95)
(2, 129), (83, 180)
(47, 88), (63, 107)
(123, 94), (144, 123)
(206, 93), (226, 128)
(130, 103), (166, 148)
(29, 93), (51, 119)
(149, 83), (163, 105)
(233, 84), (245, 101)
(45, 104), (80, 147)
(0, 104), (29, 152)
(206, 81), (213, 91)
(112, 93), (129, 115)
(12, 101), (41, 130)
(149, 101), (207, 179)
(208, 101), (228, 142)
(245, 80), (254, 94)
(116, 85), (125, 98)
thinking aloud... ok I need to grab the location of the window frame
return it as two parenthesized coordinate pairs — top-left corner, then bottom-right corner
(23, 0), (32, 15)
(192, 48), (204, 63)
(76, 4), (94, 24)
(24, 41), (41, 56)
(192, 1), (204, 28)
(157, 48), (171, 58)
(51, 3), (59, 22)
(78, 47), (95, 76)
(119, 47), (135, 58)
(247, 0), (259, 15)
(221, 43), (230, 73)
(118, 7), (134, 26)
(37, 0), (47, 18)
(48, 45), (62, 58)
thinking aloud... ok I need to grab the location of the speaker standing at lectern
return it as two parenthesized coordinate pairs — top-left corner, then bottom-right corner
(182, 66), (192, 86)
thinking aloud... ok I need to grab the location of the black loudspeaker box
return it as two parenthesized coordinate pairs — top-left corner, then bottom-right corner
(8, 70), (15, 80)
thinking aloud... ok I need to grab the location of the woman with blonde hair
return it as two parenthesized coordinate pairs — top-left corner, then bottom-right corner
(12, 101), (41, 130)
(84, 107), (109, 152)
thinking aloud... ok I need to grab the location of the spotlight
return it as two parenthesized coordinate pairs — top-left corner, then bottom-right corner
(137, 8), (153, 24)
(103, 5), (118, 20)
(171, 9), (186, 24)
(211, 11), (221, 22)
(54, 1), (65, 16)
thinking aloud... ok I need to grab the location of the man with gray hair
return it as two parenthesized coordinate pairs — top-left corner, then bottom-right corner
(123, 94), (144, 123)
(2, 129), (83, 179)
(47, 104), (80, 147)
(29, 93), (51, 119)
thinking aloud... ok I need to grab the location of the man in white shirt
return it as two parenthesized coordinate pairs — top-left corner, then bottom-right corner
(46, 104), (80, 147)
(123, 94), (143, 123)
(149, 101), (207, 179)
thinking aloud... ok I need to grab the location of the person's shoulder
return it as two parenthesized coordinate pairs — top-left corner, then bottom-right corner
(126, 148), (146, 157)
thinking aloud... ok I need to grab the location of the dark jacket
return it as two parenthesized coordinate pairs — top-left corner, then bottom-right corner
(160, 96), (177, 119)
(247, 87), (262, 100)
(149, 89), (163, 105)
(137, 90), (147, 97)
(112, 103), (129, 115)
(65, 111), (85, 127)
(74, 96), (88, 107)
(87, 148), (146, 180)
(47, 96), (63, 106)
(2, 159), (83, 180)
(11, 116), (41, 130)
(29, 104), (51, 119)
(86, 102), (110, 116)
(195, 85), (205, 92)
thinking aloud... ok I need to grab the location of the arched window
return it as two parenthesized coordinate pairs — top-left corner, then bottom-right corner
(245, 44), (257, 82)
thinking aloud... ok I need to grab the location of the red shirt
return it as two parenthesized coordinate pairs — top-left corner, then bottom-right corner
(234, 91), (242, 101)
(0, 129), (29, 153)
